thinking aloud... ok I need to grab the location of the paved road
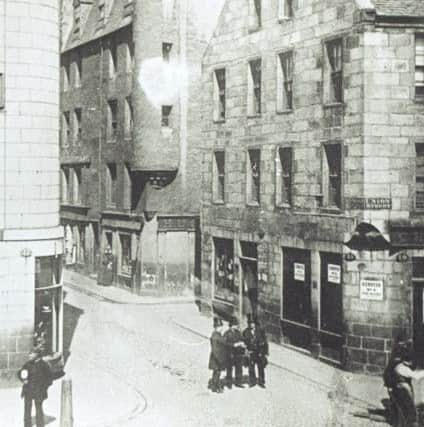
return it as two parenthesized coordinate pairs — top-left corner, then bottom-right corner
(64, 286), (383, 427)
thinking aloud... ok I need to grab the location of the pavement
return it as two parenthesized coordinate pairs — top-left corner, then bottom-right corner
(64, 270), (387, 413)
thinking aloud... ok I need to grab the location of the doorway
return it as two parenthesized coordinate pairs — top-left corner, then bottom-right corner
(413, 258), (424, 364)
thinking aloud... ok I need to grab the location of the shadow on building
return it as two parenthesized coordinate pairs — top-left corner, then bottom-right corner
(62, 298), (84, 363)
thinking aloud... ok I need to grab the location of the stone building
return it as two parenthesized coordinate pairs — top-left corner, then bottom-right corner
(60, 0), (223, 293)
(0, 0), (63, 379)
(200, 0), (424, 372)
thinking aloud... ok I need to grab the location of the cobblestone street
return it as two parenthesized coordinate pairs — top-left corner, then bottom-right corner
(60, 285), (383, 427)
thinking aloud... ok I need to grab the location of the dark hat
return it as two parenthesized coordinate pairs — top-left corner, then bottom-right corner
(247, 314), (256, 325)
(229, 317), (239, 327)
(213, 317), (223, 328)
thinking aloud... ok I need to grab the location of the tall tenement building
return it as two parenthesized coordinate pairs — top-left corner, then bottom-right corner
(0, 0), (63, 380)
(59, 0), (223, 293)
(200, 0), (424, 373)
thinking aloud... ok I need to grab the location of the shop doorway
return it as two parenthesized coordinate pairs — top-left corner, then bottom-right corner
(320, 252), (343, 363)
(240, 242), (258, 320)
(282, 248), (311, 351)
(413, 257), (424, 364)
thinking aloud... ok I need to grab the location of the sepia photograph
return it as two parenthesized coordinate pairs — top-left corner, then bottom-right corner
(1, 0), (424, 426)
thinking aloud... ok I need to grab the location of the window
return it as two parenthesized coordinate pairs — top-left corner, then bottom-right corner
(0, 73), (4, 109)
(60, 168), (69, 203)
(248, 0), (261, 29)
(73, 108), (82, 143)
(119, 234), (132, 276)
(213, 68), (226, 121)
(124, 97), (133, 137)
(107, 99), (118, 140)
(325, 39), (343, 103)
(415, 144), (424, 209)
(62, 64), (70, 92)
(71, 167), (82, 204)
(123, 164), (132, 210)
(416, 35), (424, 99)
(277, 51), (293, 111)
(62, 112), (70, 146)
(278, 0), (293, 20)
(247, 59), (261, 116)
(214, 238), (235, 295)
(73, 0), (81, 34)
(108, 43), (117, 78)
(247, 149), (260, 204)
(106, 163), (117, 206)
(213, 151), (225, 202)
(124, 42), (134, 72)
(322, 144), (341, 208)
(98, 2), (105, 22)
(276, 147), (292, 206)
(161, 105), (172, 127)
(162, 42), (172, 63)
(74, 57), (82, 88)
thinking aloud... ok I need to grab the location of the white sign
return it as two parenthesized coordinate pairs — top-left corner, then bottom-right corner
(360, 279), (383, 301)
(328, 264), (341, 284)
(294, 263), (305, 281)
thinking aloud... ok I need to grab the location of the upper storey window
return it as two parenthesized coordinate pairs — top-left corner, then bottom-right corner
(248, 0), (261, 31)
(277, 51), (293, 111)
(324, 39), (343, 104)
(162, 42), (172, 63)
(213, 68), (226, 121)
(108, 42), (117, 79)
(278, 0), (293, 20)
(0, 73), (4, 109)
(416, 35), (424, 100)
(62, 63), (70, 92)
(73, 56), (82, 88)
(247, 59), (261, 116)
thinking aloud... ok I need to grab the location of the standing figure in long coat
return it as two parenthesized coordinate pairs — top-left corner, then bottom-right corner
(224, 317), (245, 388)
(208, 317), (226, 393)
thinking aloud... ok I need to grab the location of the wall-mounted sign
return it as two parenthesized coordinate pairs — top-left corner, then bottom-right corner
(328, 264), (341, 284)
(360, 279), (384, 301)
(347, 197), (392, 210)
(390, 226), (424, 248)
(294, 263), (305, 281)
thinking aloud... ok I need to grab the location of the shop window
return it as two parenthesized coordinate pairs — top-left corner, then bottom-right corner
(247, 148), (260, 204)
(162, 42), (172, 63)
(214, 237), (235, 295)
(324, 39), (343, 104)
(106, 163), (117, 207)
(124, 97), (133, 137)
(213, 150), (225, 203)
(60, 167), (69, 203)
(107, 99), (118, 141)
(322, 144), (341, 208)
(248, 0), (261, 30)
(416, 35), (424, 99)
(415, 144), (424, 209)
(278, 0), (293, 20)
(62, 112), (70, 146)
(73, 108), (82, 143)
(277, 51), (293, 111)
(108, 43), (117, 78)
(213, 68), (226, 121)
(161, 105), (172, 127)
(247, 59), (261, 116)
(276, 146), (292, 206)
(119, 234), (132, 277)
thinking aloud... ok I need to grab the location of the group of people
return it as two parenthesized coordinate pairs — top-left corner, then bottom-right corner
(208, 315), (269, 393)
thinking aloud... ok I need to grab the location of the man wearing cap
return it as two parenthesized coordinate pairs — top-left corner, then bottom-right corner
(208, 317), (226, 393)
(243, 316), (269, 388)
(224, 317), (245, 388)
(18, 348), (53, 427)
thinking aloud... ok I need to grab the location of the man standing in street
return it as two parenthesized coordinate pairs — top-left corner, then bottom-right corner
(243, 316), (269, 388)
(18, 348), (52, 427)
(224, 317), (245, 388)
(208, 317), (226, 393)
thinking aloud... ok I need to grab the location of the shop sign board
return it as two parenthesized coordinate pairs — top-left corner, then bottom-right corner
(328, 264), (341, 284)
(348, 197), (392, 210)
(360, 279), (384, 301)
(294, 263), (305, 281)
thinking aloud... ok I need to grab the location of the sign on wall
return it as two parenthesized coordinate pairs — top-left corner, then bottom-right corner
(360, 279), (384, 301)
(294, 263), (305, 281)
(328, 264), (341, 284)
(347, 197), (392, 210)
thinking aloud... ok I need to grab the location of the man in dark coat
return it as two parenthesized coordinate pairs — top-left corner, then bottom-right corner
(208, 317), (226, 393)
(224, 317), (245, 388)
(19, 348), (52, 427)
(243, 317), (269, 387)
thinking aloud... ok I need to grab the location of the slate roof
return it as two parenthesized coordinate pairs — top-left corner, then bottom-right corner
(373, 0), (424, 17)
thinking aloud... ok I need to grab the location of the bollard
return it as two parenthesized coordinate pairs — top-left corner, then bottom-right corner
(60, 378), (73, 427)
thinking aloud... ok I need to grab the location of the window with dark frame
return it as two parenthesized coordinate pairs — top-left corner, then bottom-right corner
(214, 151), (225, 202)
(324, 144), (341, 208)
(162, 42), (172, 63)
(106, 163), (117, 206)
(108, 99), (118, 140)
(277, 147), (292, 205)
(72, 167), (82, 205)
(62, 112), (71, 146)
(214, 68), (226, 121)
(248, 149), (261, 204)
(161, 105), (172, 127)
(120, 234), (132, 276)
(416, 35), (424, 99)
(279, 51), (293, 110)
(248, 59), (261, 115)
(214, 238), (235, 294)
(74, 108), (82, 143)
(416, 144), (424, 209)
(326, 39), (343, 103)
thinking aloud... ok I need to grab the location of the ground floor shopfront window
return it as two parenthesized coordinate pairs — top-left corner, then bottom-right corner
(214, 237), (235, 299)
(35, 256), (63, 355)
